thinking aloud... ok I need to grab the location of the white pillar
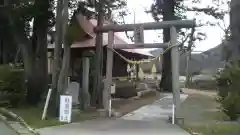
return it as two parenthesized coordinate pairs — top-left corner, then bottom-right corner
(42, 88), (52, 120)
(170, 27), (181, 116)
(185, 51), (190, 88)
(68, 77), (70, 85)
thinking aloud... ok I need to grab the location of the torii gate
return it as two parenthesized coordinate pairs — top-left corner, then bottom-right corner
(95, 20), (195, 120)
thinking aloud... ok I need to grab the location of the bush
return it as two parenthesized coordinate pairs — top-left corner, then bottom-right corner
(216, 61), (240, 120)
(112, 80), (137, 99)
(0, 65), (25, 107)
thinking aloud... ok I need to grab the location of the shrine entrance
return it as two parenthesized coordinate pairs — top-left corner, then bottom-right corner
(95, 20), (196, 119)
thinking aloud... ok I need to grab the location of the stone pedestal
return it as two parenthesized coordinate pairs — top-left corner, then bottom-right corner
(98, 109), (121, 117)
(168, 116), (185, 126)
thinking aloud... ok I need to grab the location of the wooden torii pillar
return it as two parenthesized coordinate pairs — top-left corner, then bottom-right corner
(95, 20), (195, 119)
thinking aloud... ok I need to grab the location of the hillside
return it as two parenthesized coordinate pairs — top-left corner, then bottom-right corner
(150, 45), (225, 75)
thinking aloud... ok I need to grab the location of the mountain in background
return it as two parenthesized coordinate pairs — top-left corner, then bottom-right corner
(150, 45), (225, 76)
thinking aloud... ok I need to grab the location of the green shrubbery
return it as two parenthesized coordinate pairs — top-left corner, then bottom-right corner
(0, 65), (25, 107)
(216, 61), (240, 120)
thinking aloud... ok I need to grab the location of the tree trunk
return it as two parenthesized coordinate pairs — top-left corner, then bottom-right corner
(159, 0), (175, 92)
(230, 0), (240, 40)
(58, 0), (70, 93)
(26, 26), (48, 105)
(136, 64), (140, 81)
(57, 0), (69, 93)
(92, 4), (104, 108)
(49, 0), (63, 116)
(13, 31), (41, 105)
(185, 51), (190, 88)
(8, 0), (49, 105)
(25, 0), (49, 105)
(230, 0), (240, 53)
(18, 40), (35, 102)
(57, 44), (70, 94)
(8, 18), (35, 103)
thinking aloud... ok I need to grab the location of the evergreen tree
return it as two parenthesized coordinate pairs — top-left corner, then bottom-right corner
(149, 0), (229, 92)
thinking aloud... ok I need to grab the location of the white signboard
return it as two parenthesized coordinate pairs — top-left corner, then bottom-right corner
(59, 95), (72, 123)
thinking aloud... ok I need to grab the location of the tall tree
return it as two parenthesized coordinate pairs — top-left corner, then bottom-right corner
(48, 0), (127, 115)
(74, 0), (127, 107)
(150, 0), (229, 92)
(221, 0), (240, 62)
(0, 10), (17, 64)
(4, 0), (54, 104)
(26, 0), (52, 104)
(50, 0), (63, 116)
(230, 0), (240, 45)
(150, 0), (179, 92)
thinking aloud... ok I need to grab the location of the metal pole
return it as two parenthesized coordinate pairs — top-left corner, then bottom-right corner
(170, 27), (181, 117)
(103, 31), (114, 116)
(172, 104), (175, 124)
(185, 50), (190, 88)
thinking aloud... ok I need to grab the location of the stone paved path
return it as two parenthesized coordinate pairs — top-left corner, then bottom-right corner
(39, 93), (191, 135)
(0, 121), (37, 135)
(0, 122), (19, 135)
(121, 93), (188, 121)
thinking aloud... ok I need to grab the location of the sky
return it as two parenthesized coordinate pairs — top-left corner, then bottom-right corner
(116, 0), (230, 53)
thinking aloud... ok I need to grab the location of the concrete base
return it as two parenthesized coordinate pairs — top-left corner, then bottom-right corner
(98, 109), (121, 117)
(168, 116), (185, 126)
(97, 109), (108, 117)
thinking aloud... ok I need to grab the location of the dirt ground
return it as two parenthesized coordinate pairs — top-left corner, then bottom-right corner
(182, 88), (217, 98)
(71, 90), (161, 123)
(112, 91), (161, 116)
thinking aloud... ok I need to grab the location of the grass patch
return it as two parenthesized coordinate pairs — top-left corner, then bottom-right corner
(10, 107), (65, 128)
(9, 106), (101, 128)
(202, 110), (229, 121)
(185, 123), (240, 135)
(181, 93), (240, 135)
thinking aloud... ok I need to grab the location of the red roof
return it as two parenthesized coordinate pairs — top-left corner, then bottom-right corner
(49, 13), (153, 57)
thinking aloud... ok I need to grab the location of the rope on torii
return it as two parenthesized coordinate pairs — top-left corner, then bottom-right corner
(107, 31), (193, 65)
